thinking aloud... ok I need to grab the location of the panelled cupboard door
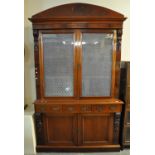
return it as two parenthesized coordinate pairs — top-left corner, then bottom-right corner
(79, 113), (114, 145)
(43, 113), (78, 146)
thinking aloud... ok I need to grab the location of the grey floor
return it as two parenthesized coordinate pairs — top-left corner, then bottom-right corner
(34, 149), (130, 155)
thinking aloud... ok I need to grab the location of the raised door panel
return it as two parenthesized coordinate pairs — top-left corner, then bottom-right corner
(43, 113), (77, 146)
(79, 114), (114, 145)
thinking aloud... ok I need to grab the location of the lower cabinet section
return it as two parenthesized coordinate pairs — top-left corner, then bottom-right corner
(34, 112), (121, 151)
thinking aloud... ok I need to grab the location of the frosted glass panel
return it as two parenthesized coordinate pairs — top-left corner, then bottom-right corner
(82, 33), (113, 96)
(42, 34), (74, 96)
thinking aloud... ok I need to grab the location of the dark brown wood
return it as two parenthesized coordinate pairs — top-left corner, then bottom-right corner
(34, 112), (45, 145)
(114, 29), (123, 98)
(38, 32), (44, 99)
(33, 30), (41, 99)
(113, 112), (121, 144)
(119, 61), (130, 149)
(36, 145), (121, 152)
(30, 3), (125, 20)
(29, 3), (126, 29)
(75, 30), (82, 98)
(29, 3), (126, 152)
(73, 31), (78, 98)
(111, 30), (117, 97)
(34, 100), (123, 114)
(123, 62), (130, 148)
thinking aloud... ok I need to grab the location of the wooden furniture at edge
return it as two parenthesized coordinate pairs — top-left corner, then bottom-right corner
(120, 62), (130, 149)
(29, 3), (126, 152)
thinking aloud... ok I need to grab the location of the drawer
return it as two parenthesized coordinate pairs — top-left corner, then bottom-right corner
(80, 105), (92, 112)
(49, 105), (62, 112)
(35, 105), (46, 112)
(93, 105), (105, 112)
(35, 104), (122, 113)
(35, 104), (62, 113)
(92, 104), (122, 113)
(62, 105), (77, 112)
(107, 104), (122, 112)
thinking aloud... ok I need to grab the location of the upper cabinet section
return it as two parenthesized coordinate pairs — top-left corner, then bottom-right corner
(29, 3), (126, 99)
(29, 3), (126, 29)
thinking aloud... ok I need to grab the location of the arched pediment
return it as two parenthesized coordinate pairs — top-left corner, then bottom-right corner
(29, 3), (126, 22)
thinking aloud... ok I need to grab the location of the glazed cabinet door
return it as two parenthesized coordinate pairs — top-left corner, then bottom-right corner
(81, 32), (115, 97)
(43, 113), (78, 146)
(78, 113), (114, 145)
(40, 32), (76, 97)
